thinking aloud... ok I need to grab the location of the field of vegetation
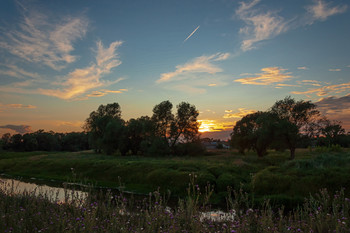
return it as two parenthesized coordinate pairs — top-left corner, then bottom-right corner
(1, 148), (350, 210)
(1, 151), (350, 232)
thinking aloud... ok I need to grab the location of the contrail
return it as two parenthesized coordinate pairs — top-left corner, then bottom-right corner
(183, 25), (200, 43)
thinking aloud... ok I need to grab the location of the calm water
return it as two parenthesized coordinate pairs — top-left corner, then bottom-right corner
(0, 176), (88, 203)
(0, 176), (236, 221)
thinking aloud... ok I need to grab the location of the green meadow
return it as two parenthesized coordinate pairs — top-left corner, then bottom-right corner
(1, 148), (350, 209)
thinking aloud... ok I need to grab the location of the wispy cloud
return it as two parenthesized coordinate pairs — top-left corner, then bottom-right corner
(157, 53), (229, 83)
(183, 25), (200, 43)
(86, 88), (127, 97)
(0, 64), (41, 80)
(234, 67), (292, 85)
(223, 108), (256, 119)
(0, 125), (32, 134)
(0, 103), (36, 112)
(292, 82), (350, 97)
(329, 68), (341, 72)
(236, 0), (289, 51)
(235, 0), (346, 52)
(38, 40), (123, 100)
(298, 66), (309, 70)
(297, 80), (322, 87)
(275, 83), (300, 88)
(0, 3), (88, 70)
(306, 0), (347, 23)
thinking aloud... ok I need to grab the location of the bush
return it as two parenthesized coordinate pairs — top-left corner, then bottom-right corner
(216, 173), (235, 191)
(252, 167), (293, 195)
(173, 142), (205, 156)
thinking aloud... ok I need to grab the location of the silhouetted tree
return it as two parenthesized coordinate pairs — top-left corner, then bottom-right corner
(151, 100), (174, 141)
(84, 103), (123, 153)
(170, 102), (200, 148)
(231, 111), (277, 157)
(270, 96), (319, 159)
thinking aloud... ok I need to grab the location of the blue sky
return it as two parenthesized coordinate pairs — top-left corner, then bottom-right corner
(0, 0), (349, 139)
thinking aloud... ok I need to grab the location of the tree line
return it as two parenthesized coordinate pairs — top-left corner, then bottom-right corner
(231, 96), (349, 159)
(83, 100), (203, 156)
(1, 130), (89, 152)
(1, 97), (349, 157)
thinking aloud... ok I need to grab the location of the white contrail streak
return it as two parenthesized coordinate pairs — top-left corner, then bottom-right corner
(183, 25), (200, 43)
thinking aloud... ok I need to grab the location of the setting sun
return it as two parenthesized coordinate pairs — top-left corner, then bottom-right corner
(198, 120), (233, 133)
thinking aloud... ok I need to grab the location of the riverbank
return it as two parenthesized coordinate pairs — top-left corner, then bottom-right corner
(1, 149), (350, 208)
(1, 175), (349, 232)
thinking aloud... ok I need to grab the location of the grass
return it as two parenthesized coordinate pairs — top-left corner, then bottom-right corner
(1, 174), (349, 232)
(1, 149), (350, 208)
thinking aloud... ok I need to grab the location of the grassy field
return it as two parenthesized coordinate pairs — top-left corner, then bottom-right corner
(1, 169), (350, 232)
(1, 149), (350, 208)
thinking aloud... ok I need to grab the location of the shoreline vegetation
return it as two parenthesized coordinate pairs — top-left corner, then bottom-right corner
(1, 162), (349, 232)
(1, 149), (350, 208)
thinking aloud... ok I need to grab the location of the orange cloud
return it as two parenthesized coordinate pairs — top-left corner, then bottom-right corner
(223, 108), (256, 119)
(0, 103), (37, 112)
(38, 41), (123, 100)
(297, 80), (322, 87)
(292, 82), (350, 97)
(235, 67), (292, 85)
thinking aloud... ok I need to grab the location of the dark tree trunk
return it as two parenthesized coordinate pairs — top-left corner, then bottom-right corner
(290, 147), (296, 160)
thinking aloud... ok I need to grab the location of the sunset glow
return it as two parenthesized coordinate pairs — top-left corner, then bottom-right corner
(0, 0), (349, 139)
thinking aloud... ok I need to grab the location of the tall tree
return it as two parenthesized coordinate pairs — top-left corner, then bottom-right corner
(169, 102), (200, 147)
(151, 100), (174, 140)
(84, 103), (123, 153)
(270, 96), (319, 159)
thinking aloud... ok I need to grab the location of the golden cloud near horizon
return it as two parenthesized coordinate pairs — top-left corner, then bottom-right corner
(198, 120), (234, 133)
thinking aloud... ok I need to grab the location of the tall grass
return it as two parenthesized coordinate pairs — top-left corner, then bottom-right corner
(1, 176), (349, 232)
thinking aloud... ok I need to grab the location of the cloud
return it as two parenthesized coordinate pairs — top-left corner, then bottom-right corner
(297, 80), (322, 87)
(87, 91), (106, 97)
(223, 108), (256, 118)
(234, 67), (292, 85)
(329, 69), (341, 72)
(0, 103), (36, 109)
(183, 25), (200, 43)
(0, 65), (41, 80)
(0, 103), (36, 112)
(0, 3), (88, 70)
(86, 88), (127, 97)
(156, 53), (229, 94)
(275, 83), (300, 88)
(298, 66), (309, 70)
(292, 82), (350, 97)
(0, 125), (32, 134)
(157, 53), (229, 83)
(315, 95), (350, 131)
(306, 0), (347, 23)
(236, 0), (289, 51)
(38, 41), (123, 100)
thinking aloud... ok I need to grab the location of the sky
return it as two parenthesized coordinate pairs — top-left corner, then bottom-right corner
(0, 0), (349, 140)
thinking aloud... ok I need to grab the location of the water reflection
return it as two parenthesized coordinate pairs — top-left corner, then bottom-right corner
(0, 177), (88, 203)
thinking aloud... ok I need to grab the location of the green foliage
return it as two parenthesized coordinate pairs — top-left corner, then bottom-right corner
(231, 111), (278, 157)
(315, 144), (343, 152)
(216, 172), (236, 191)
(1, 179), (349, 233)
(173, 141), (205, 156)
